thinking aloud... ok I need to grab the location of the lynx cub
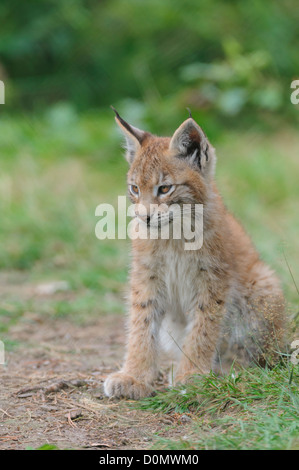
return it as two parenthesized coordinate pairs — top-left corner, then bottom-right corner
(104, 109), (286, 399)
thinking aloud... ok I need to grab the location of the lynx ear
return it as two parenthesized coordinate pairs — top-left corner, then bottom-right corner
(169, 118), (215, 178)
(111, 106), (147, 164)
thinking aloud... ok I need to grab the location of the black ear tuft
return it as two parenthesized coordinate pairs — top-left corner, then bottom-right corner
(111, 106), (148, 164)
(110, 105), (120, 117)
(186, 107), (193, 119)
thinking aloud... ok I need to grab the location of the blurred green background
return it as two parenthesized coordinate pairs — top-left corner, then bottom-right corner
(0, 0), (298, 330)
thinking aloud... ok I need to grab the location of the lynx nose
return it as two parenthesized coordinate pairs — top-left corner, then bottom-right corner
(136, 213), (151, 225)
(135, 203), (152, 225)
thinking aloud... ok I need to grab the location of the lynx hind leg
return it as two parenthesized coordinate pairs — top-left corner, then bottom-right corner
(216, 271), (286, 371)
(249, 291), (286, 366)
(247, 264), (286, 366)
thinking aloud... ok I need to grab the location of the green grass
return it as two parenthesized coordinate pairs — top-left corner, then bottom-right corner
(0, 108), (130, 320)
(26, 444), (61, 450)
(139, 364), (299, 450)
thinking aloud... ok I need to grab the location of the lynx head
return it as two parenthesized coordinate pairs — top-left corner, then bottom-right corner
(112, 107), (216, 229)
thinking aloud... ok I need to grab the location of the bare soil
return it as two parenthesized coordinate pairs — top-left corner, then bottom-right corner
(0, 276), (193, 450)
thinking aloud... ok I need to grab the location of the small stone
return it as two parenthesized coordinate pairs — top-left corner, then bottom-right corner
(180, 414), (192, 423)
(35, 281), (70, 295)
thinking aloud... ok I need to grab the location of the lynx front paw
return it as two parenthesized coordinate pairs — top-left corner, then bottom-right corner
(104, 372), (154, 400)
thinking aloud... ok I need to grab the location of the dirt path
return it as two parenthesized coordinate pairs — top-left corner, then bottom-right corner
(0, 279), (192, 450)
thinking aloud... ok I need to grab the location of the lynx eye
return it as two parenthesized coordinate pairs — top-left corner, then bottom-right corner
(130, 184), (139, 196)
(158, 185), (173, 195)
